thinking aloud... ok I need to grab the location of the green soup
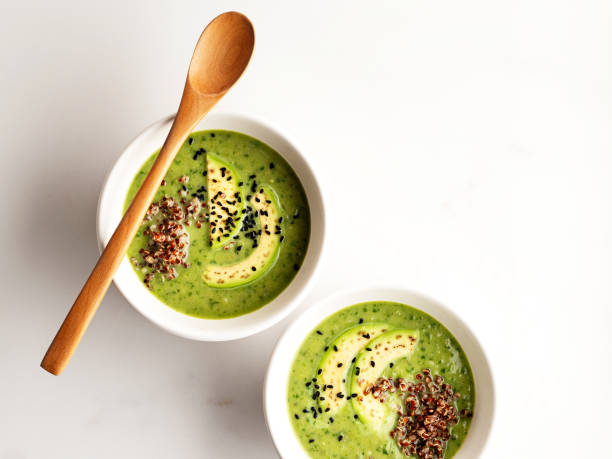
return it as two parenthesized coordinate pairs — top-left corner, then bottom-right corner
(124, 130), (310, 319)
(287, 301), (475, 458)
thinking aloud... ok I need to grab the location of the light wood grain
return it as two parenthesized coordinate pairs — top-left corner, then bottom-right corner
(41, 11), (254, 375)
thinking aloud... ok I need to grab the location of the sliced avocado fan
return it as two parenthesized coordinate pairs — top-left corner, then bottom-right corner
(316, 323), (389, 414)
(350, 329), (419, 433)
(206, 153), (246, 249)
(202, 185), (281, 287)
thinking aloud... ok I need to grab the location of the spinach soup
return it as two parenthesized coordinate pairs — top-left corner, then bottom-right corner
(287, 301), (475, 458)
(124, 130), (310, 319)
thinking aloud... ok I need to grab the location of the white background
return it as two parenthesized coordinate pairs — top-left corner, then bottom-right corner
(1, 1), (610, 458)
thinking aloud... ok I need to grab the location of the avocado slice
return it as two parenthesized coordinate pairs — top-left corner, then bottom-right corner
(350, 329), (419, 432)
(207, 153), (245, 249)
(316, 323), (389, 414)
(202, 185), (281, 287)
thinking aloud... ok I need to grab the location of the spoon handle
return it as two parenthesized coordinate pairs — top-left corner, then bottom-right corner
(41, 89), (215, 375)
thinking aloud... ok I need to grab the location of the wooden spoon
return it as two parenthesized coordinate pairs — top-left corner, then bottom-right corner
(41, 12), (255, 375)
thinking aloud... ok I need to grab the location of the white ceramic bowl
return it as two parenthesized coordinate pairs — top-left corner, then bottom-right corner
(97, 112), (325, 341)
(264, 287), (495, 458)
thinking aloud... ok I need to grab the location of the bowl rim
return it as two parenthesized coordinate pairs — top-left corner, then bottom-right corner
(263, 285), (496, 458)
(96, 111), (326, 341)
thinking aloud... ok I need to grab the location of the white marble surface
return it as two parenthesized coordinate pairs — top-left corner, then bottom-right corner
(1, 1), (610, 458)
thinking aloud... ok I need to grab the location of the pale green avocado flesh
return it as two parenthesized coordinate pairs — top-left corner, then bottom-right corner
(206, 153), (246, 249)
(202, 185), (281, 288)
(350, 329), (419, 433)
(316, 323), (389, 413)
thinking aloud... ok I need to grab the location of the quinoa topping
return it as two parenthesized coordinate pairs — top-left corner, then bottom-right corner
(132, 175), (205, 289)
(370, 369), (472, 459)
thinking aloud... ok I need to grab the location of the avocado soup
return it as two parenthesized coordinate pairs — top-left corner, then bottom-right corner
(287, 301), (475, 458)
(124, 130), (310, 319)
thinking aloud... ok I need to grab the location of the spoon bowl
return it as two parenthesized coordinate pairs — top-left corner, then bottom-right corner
(189, 12), (255, 95)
